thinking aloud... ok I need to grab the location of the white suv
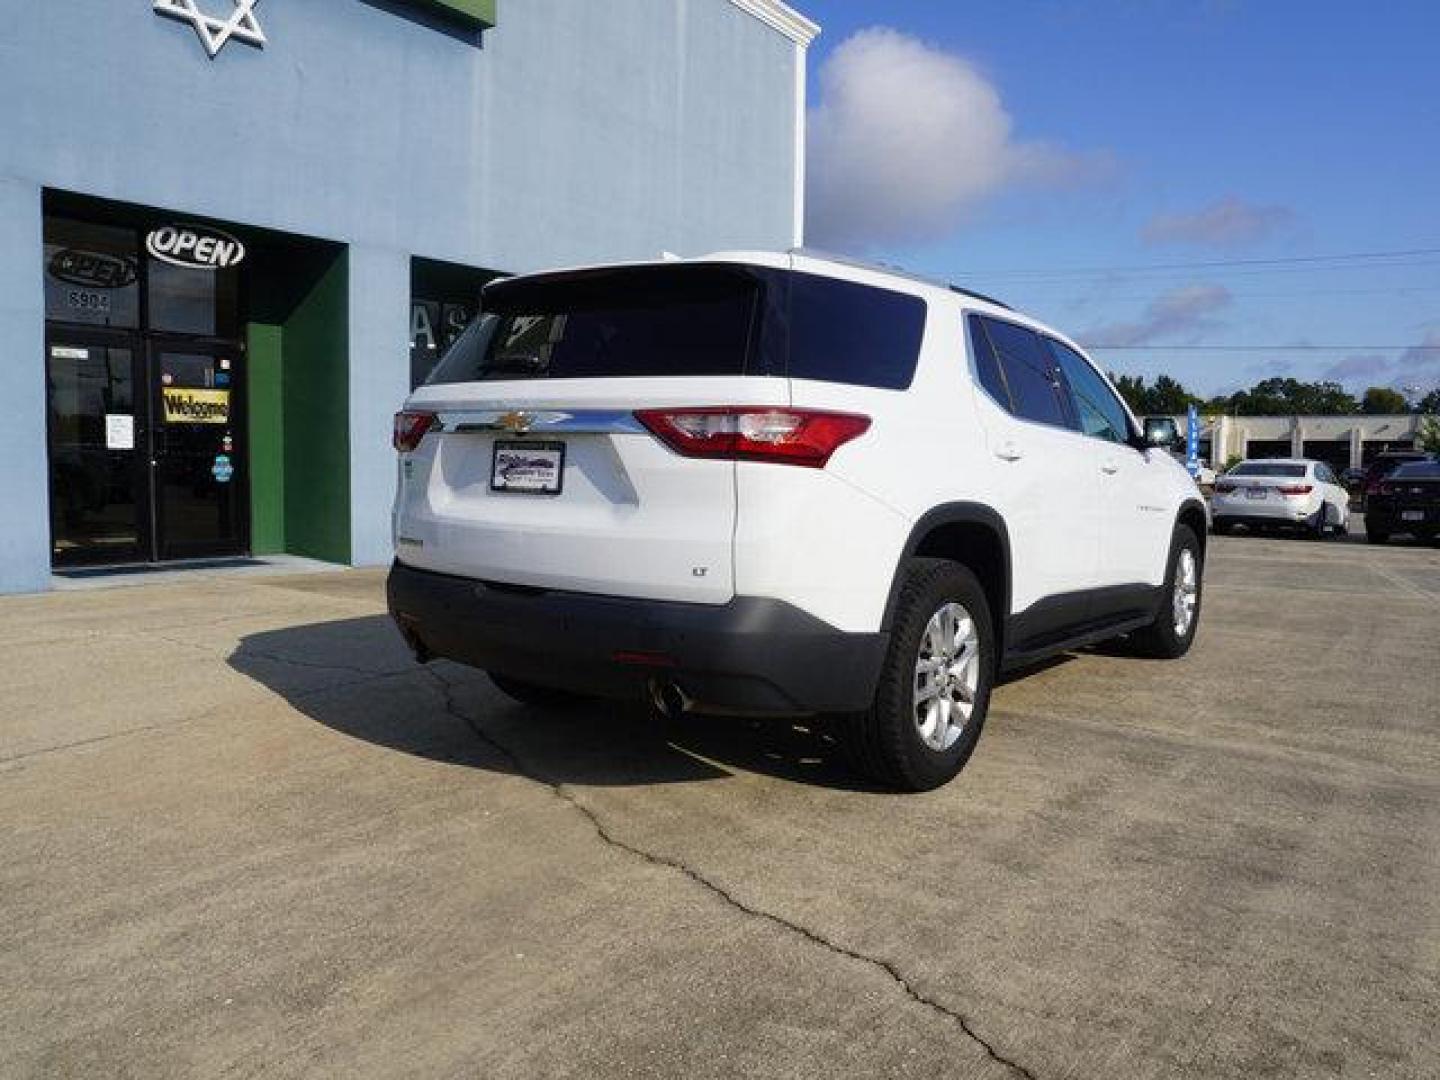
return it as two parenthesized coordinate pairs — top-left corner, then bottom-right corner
(388, 251), (1208, 791)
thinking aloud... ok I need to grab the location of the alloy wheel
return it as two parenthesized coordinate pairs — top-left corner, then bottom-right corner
(913, 602), (980, 752)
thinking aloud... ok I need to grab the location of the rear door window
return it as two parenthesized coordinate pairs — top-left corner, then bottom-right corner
(972, 315), (1071, 429)
(966, 314), (1012, 409)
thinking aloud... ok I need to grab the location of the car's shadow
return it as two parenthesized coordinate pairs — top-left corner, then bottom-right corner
(228, 615), (894, 793)
(1218, 525), (1437, 547)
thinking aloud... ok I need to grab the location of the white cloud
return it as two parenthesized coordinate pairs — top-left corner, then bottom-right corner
(805, 28), (1107, 251)
(1142, 197), (1295, 248)
(1081, 284), (1232, 347)
(1323, 354), (1391, 382)
(1398, 329), (1440, 370)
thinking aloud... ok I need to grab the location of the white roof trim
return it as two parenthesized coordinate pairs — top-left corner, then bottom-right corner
(729, 0), (820, 46)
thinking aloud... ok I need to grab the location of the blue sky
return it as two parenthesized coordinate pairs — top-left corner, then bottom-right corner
(797, 1), (1440, 399)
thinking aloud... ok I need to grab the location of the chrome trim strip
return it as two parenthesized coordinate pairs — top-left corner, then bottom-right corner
(433, 409), (646, 435)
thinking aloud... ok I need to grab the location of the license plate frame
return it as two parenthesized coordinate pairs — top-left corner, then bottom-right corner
(491, 440), (566, 495)
(1245, 487), (1267, 500)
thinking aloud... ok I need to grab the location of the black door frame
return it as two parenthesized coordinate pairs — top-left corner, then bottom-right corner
(147, 335), (249, 562)
(44, 324), (149, 567)
(43, 201), (251, 567)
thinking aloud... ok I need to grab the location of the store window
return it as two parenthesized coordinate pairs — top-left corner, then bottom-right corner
(43, 220), (140, 329)
(410, 257), (501, 388)
(149, 258), (239, 337)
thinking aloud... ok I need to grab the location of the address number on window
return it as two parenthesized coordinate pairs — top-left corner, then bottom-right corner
(67, 290), (113, 313)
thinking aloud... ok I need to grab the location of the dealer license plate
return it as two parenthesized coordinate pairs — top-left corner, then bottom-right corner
(1401, 510), (1425, 522)
(491, 440), (565, 494)
(1246, 488), (1267, 500)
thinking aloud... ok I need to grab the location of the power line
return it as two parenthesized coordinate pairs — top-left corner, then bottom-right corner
(968, 245), (1440, 278)
(1081, 344), (1440, 351)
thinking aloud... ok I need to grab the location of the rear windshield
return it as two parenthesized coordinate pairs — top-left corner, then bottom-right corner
(425, 264), (927, 389)
(1230, 463), (1308, 478)
(428, 265), (759, 383)
(1391, 460), (1440, 479)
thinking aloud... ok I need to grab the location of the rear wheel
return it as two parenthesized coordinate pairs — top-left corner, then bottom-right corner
(1366, 527), (1389, 545)
(1129, 525), (1202, 659)
(841, 559), (994, 792)
(488, 673), (590, 709)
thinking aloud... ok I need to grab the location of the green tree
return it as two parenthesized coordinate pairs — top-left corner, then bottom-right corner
(1148, 374), (1200, 414)
(1418, 388), (1440, 415)
(1418, 417), (1440, 453)
(1361, 386), (1408, 414)
(1416, 411), (1440, 449)
(1225, 378), (1357, 416)
(1106, 373), (1201, 415)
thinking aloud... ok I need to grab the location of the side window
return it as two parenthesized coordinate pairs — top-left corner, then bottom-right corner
(1047, 338), (1131, 443)
(966, 313), (1012, 409)
(976, 316), (1071, 428)
(786, 273), (926, 390)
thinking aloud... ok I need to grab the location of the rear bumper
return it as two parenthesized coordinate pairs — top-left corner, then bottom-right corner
(1212, 498), (1316, 525)
(1366, 506), (1440, 533)
(386, 561), (886, 717)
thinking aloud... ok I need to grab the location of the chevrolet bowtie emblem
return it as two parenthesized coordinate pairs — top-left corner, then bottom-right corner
(497, 411), (533, 433)
(154, 0), (266, 59)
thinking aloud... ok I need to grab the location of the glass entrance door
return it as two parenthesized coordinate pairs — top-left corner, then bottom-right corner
(46, 334), (147, 566)
(44, 335), (247, 566)
(152, 344), (246, 560)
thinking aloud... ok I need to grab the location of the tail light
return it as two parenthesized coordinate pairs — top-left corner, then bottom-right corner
(1277, 484), (1313, 496)
(394, 410), (437, 453)
(1214, 481), (1236, 494)
(635, 408), (871, 468)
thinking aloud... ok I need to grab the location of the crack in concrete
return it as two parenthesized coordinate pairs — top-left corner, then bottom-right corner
(423, 667), (1039, 1080)
(231, 647), (400, 681)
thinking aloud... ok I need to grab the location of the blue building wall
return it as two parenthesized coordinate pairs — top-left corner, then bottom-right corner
(0, 0), (805, 589)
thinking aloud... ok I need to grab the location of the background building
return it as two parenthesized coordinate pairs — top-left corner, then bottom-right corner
(0, 0), (817, 592)
(1167, 413), (1433, 471)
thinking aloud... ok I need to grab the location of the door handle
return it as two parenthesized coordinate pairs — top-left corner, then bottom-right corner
(1101, 461), (1120, 475)
(995, 440), (1024, 462)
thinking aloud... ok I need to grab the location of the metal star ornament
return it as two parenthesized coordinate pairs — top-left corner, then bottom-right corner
(154, 0), (266, 59)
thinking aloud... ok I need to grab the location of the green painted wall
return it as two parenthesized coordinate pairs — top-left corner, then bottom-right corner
(283, 253), (350, 564)
(246, 322), (285, 554)
(415, 0), (497, 27)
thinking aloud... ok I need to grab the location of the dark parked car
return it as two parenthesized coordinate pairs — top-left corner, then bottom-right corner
(1361, 451), (1432, 507)
(1364, 459), (1440, 544)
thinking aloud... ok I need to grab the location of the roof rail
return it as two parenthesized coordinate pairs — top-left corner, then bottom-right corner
(788, 246), (1013, 310)
(947, 285), (1013, 311)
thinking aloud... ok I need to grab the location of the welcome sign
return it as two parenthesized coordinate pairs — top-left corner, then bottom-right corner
(164, 388), (231, 424)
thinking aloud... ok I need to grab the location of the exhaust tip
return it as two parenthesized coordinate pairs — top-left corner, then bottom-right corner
(648, 678), (692, 720)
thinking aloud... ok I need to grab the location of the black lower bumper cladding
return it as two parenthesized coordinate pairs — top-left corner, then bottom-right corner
(386, 561), (886, 717)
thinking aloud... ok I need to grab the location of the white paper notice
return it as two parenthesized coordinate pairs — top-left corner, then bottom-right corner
(105, 414), (135, 451)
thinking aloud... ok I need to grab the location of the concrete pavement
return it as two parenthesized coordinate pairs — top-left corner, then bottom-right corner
(2, 532), (1437, 1078)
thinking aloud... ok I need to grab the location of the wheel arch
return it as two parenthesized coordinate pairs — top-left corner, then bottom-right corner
(881, 503), (1012, 656)
(1177, 497), (1209, 562)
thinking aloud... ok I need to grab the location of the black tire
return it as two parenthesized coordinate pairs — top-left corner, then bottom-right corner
(1128, 524), (1203, 659)
(1366, 528), (1389, 545)
(1309, 504), (1330, 541)
(841, 558), (995, 792)
(488, 673), (589, 709)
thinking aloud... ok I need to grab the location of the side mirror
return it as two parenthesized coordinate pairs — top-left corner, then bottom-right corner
(1142, 416), (1182, 450)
